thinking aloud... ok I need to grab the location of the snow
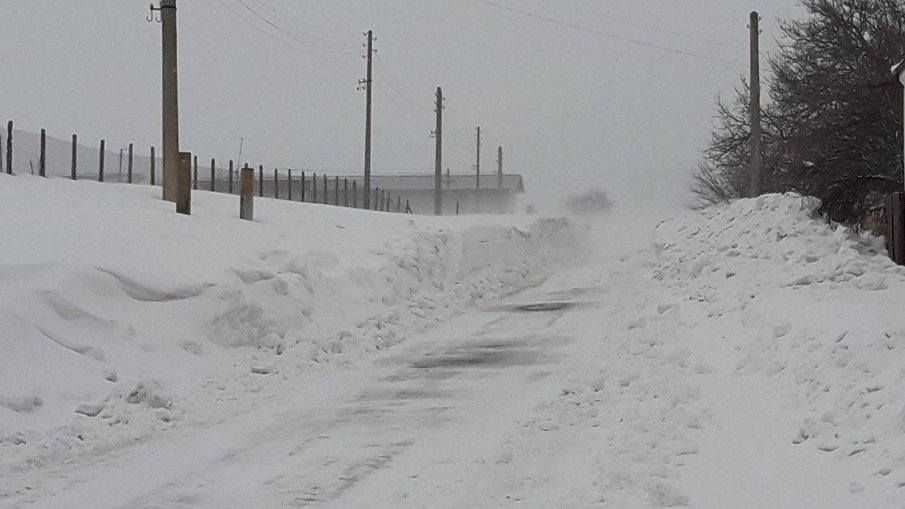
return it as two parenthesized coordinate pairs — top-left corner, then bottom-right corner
(3, 181), (905, 508)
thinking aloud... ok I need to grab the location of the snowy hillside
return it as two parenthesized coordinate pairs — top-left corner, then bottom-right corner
(0, 174), (582, 476)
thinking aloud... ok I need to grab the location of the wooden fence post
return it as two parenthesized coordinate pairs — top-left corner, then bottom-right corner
(406, 199), (411, 214)
(240, 164), (254, 221)
(258, 165), (264, 197)
(210, 158), (216, 191)
(5, 121), (12, 174)
(323, 174), (327, 204)
(335, 176), (339, 205)
(397, 195), (401, 212)
(177, 151), (191, 215)
(301, 171), (306, 202)
(353, 180), (357, 208)
(150, 146), (156, 185)
(288, 170), (293, 201)
(193, 155), (198, 190)
(344, 178), (349, 207)
(456, 201), (459, 215)
(228, 160), (234, 194)
(99, 139), (105, 182)
(71, 135), (78, 180)
(274, 168), (279, 199)
(128, 143), (134, 183)
(313, 172), (318, 203)
(39, 129), (46, 177)
(374, 187), (379, 210)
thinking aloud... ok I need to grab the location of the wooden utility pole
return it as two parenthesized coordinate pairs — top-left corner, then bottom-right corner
(749, 11), (763, 198)
(71, 135), (78, 180)
(99, 139), (105, 182)
(39, 129), (46, 177)
(128, 143), (134, 183)
(475, 126), (482, 213)
(362, 29), (375, 210)
(5, 121), (11, 174)
(434, 87), (443, 215)
(157, 0), (180, 202)
(497, 146), (503, 188)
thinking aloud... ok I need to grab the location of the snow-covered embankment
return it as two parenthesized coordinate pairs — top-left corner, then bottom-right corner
(0, 174), (582, 474)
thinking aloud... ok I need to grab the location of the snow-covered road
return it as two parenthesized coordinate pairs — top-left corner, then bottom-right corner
(3, 262), (614, 507)
(3, 181), (905, 508)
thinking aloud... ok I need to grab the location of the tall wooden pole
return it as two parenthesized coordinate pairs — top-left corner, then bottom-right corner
(5, 121), (11, 174)
(160, 0), (180, 202)
(497, 146), (503, 188)
(150, 146), (156, 185)
(99, 139), (106, 182)
(749, 11), (763, 198)
(71, 135), (78, 180)
(128, 143), (134, 183)
(434, 87), (443, 215)
(363, 29), (374, 210)
(475, 126), (481, 213)
(39, 129), (46, 177)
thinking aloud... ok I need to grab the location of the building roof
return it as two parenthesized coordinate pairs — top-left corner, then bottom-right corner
(323, 174), (526, 193)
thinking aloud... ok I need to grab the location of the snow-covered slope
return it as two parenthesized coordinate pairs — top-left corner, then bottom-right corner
(0, 174), (582, 474)
(652, 194), (905, 506)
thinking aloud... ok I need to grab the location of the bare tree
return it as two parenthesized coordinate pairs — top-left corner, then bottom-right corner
(692, 0), (905, 222)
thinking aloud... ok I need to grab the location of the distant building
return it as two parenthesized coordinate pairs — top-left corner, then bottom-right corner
(367, 174), (525, 215)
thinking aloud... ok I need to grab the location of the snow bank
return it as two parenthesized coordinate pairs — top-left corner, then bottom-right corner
(654, 193), (905, 502)
(0, 174), (582, 473)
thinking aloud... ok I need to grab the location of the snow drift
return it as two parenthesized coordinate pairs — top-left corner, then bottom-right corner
(654, 193), (905, 505)
(0, 174), (582, 474)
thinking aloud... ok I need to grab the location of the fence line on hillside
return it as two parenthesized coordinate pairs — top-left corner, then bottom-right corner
(0, 121), (414, 215)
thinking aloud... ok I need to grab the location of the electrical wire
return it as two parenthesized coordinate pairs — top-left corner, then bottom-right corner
(235, 0), (359, 57)
(374, 52), (430, 110)
(537, 0), (746, 51)
(473, 0), (746, 68)
(243, 0), (356, 37)
(216, 0), (352, 59)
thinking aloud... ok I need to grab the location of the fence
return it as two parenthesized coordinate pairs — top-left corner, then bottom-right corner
(0, 121), (413, 215)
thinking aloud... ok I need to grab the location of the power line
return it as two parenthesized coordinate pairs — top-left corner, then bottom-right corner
(243, 0), (356, 37)
(375, 52), (429, 110)
(235, 0), (358, 56)
(537, 0), (746, 51)
(473, 0), (746, 68)
(216, 0), (356, 60)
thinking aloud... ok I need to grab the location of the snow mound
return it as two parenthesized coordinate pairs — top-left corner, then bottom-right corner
(0, 174), (583, 475)
(653, 193), (905, 502)
(655, 193), (898, 290)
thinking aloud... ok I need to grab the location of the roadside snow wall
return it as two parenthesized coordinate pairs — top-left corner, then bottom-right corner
(0, 174), (582, 473)
(654, 193), (905, 495)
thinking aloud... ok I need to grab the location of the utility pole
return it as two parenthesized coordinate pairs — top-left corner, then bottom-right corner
(497, 146), (503, 188)
(749, 11), (763, 198)
(154, 0), (180, 203)
(475, 126), (482, 214)
(434, 87), (443, 216)
(360, 29), (375, 210)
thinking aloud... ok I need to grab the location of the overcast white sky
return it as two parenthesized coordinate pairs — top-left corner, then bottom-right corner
(0, 0), (803, 211)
